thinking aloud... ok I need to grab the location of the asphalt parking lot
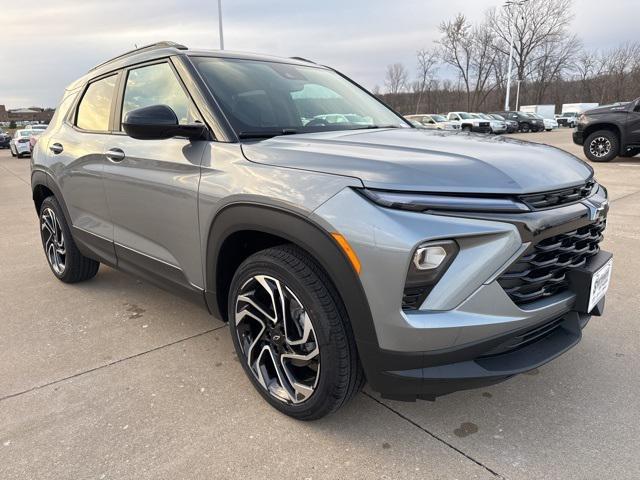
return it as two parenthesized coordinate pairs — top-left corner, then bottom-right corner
(1, 129), (639, 480)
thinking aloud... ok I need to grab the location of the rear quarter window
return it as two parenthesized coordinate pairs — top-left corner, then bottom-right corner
(76, 75), (117, 132)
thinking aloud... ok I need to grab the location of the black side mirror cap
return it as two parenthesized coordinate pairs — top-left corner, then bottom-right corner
(122, 104), (208, 140)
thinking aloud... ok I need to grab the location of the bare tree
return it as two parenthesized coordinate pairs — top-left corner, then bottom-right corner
(487, 0), (574, 83)
(528, 34), (581, 103)
(414, 48), (438, 113)
(438, 13), (497, 110)
(384, 63), (408, 95)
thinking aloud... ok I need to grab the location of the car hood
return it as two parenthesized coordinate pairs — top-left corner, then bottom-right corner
(585, 104), (630, 115)
(241, 128), (593, 194)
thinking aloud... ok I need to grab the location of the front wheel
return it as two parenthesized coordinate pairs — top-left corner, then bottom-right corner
(520, 123), (531, 133)
(39, 196), (100, 282)
(228, 245), (364, 420)
(584, 130), (619, 162)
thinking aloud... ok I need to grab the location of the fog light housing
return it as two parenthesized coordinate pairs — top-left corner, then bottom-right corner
(403, 240), (458, 310)
(413, 245), (447, 270)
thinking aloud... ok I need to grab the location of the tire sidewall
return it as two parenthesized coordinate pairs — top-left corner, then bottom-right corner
(39, 197), (73, 281)
(584, 131), (619, 162)
(228, 253), (346, 419)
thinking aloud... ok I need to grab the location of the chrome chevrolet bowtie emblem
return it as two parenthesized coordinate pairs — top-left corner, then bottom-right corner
(585, 199), (608, 221)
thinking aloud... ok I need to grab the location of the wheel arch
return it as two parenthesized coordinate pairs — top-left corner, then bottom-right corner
(583, 122), (621, 143)
(31, 169), (73, 226)
(204, 203), (378, 347)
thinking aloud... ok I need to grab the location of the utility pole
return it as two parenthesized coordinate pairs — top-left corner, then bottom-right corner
(218, 0), (224, 50)
(503, 0), (528, 111)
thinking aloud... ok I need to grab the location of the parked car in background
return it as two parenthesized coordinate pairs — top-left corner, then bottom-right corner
(491, 111), (543, 133)
(0, 129), (11, 149)
(405, 114), (460, 131)
(528, 113), (558, 131)
(25, 124), (48, 131)
(488, 113), (518, 133)
(9, 129), (33, 157)
(474, 113), (507, 134)
(28, 130), (44, 153)
(557, 112), (578, 128)
(447, 112), (491, 133)
(407, 119), (426, 129)
(573, 97), (640, 162)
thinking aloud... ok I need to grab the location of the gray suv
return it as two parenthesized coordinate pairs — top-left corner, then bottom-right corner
(31, 42), (613, 420)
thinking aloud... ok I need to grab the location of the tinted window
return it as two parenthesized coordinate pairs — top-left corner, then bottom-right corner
(122, 63), (197, 126)
(76, 75), (117, 131)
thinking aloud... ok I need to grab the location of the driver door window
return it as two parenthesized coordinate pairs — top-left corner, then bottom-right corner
(121, 62), (198, 127)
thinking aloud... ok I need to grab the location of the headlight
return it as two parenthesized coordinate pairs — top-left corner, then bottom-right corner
(359, 189), (530, 213)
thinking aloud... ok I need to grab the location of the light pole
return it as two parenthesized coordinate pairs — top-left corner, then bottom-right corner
(503, 0), (528, 111)
(218, 0), (224, 50)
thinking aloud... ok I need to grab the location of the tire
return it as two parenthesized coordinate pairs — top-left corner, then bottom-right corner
(10, 146), (16, 157)
(520, 123), (531, 133)
(228, 244), (365, 420)
(584, 130), (619, 162)
(462, 124), (472, 132)
(39, 196), (100, 283)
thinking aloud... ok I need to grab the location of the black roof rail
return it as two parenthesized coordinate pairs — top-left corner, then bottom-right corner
(89, 41), (188, 72)
(289, 56), (316, 64)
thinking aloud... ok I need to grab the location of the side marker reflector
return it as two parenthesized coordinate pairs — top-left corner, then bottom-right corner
(331, 232), (361, 275)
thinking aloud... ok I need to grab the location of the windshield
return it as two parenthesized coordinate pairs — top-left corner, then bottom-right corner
(477, 113), (492, 120)
(491, 114), (505, 121)
(192, 57), (408, 137)
(18, 131), (32, 137)
(457, 113), (474, 119)
(431, 115), (446, 122)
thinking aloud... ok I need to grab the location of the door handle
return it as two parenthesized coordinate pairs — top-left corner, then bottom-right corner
(105, 148), (125, 162)
(49, 143), (64, 154)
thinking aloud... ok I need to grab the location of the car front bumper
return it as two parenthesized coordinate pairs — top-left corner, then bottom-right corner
(313, 187), (610, 400)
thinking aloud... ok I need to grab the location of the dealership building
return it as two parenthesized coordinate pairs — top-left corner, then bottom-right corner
(0, 105), (55, 124)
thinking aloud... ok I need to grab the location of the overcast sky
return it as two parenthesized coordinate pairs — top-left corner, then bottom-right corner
(1, 0), (637, 109)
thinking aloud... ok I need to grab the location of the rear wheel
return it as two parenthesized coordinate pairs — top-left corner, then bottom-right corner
(228, 244), (364, 420)
(584, 130), (619, 162)
(39, 196), (100, 282)
(10, 145), (16, 157)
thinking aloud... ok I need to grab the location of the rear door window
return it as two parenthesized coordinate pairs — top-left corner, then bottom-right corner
(76, 75), (117, 132)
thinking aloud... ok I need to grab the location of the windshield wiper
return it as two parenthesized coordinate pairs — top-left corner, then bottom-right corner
(238, 129), (298, 139)
(349, 124), (404, 130)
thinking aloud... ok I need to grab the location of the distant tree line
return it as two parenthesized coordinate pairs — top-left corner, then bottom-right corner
(376, 0), (640, 114)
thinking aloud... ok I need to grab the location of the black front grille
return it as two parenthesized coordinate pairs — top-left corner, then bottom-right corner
(498, 218), (606, 305)
(520, 181), (596, 210)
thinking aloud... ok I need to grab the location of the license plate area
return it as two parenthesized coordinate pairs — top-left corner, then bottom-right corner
(566, 250), (613, 315)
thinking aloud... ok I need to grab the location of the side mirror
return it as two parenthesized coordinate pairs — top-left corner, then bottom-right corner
(122, 104), (207, 140)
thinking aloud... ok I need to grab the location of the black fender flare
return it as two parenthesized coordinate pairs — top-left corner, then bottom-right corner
(31, 169), (73, 227)
(204, 202), (378, 347)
